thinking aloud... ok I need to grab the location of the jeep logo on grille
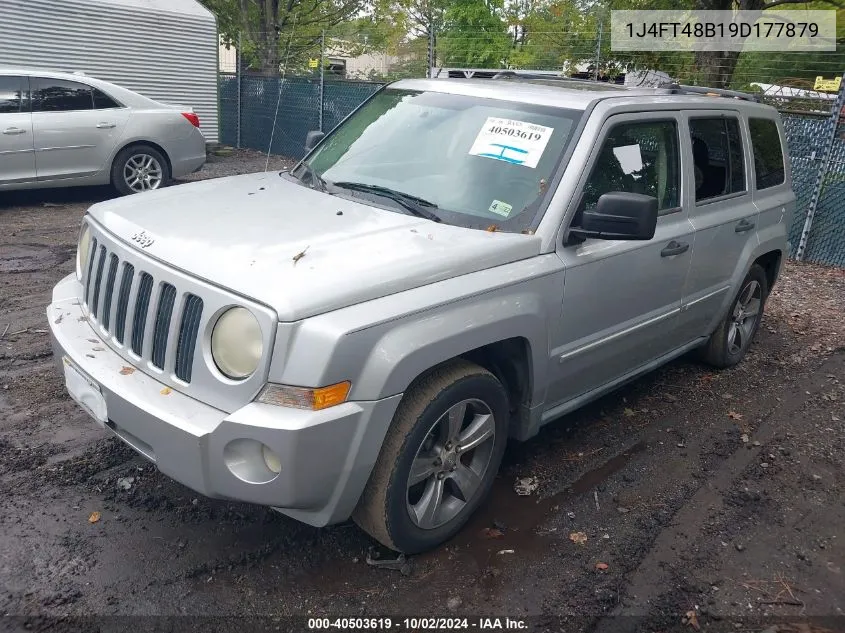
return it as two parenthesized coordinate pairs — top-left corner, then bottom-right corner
(131, 231), (155, 249)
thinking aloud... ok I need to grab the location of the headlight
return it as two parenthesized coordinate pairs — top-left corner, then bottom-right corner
(76, 224), (91, 280)
(210, 307), (263, 380)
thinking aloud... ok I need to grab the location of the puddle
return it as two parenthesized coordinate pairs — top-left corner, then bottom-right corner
(0, 244), (64, 274)
(421, 441), (648, 574)
(302, 442), (648, 595)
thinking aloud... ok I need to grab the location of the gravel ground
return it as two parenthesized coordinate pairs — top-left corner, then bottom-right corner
(1, 151), (844, 632)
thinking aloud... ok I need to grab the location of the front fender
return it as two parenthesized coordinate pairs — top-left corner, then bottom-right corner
(270, 255), (565, 405)
(353, 290), (548, 403)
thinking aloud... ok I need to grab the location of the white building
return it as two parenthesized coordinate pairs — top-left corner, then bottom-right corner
(0, 0), (220, 142)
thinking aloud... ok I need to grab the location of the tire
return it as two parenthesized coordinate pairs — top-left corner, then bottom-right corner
(111, 144), (170, 196)
(353, 360), (509, 554)
(699, 264), (768, 368)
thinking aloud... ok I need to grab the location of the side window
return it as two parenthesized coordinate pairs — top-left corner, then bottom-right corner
(0, 76), (23, 113)
(32, 78), (93, 112)
(580, 120), (680, 215)
(93, 88), (121, 109)
(689, 117), (745, 202)
(749, 118), (785, 189)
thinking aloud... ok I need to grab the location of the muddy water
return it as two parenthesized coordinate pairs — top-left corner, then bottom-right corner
(303, 441), (648, 596)
(420, 442), (648, 574)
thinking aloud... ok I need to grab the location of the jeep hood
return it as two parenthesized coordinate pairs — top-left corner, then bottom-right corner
(88, 172), (541, 321)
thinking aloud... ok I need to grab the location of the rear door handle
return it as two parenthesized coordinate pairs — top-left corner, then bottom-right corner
(96, 122), (116, 129)
(3, 127), (26, 135)
(735, 219), (755, 233)
(661, 240), (690, 257)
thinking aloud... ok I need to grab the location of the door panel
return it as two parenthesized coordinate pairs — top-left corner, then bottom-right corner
(678, 112), (759, 340)
(749, 116), (794, 251)
(550, 214), (695, 407)
(30, 77), (129, 181)
(0, 75), (35, 186)
(546, 112), (694, 411)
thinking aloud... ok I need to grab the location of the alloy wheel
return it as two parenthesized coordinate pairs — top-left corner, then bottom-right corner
(406, 398), (497, 530)
(728, 279), (762, 355)
(123, 154), (163, 192)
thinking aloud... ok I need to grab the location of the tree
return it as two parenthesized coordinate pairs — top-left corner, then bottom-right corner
(440, 0), (511, 67)
(370, 0), (450, 70)
(201, 0), (367, 74)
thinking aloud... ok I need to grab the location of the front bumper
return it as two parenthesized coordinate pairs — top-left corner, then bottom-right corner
(47, 274), (402, 526)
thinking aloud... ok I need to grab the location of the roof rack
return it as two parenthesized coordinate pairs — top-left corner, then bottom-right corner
(658, 82), (760, 102)
(492, 70), (569, 80)
(491, 70), (624, 84)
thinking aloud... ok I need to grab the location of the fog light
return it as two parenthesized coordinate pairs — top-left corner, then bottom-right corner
(262, 444), (282, 474)
(223, 438), (281, 484)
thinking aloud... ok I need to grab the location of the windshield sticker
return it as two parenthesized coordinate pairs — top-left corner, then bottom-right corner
(469, 117), (554, 168)
(488, 200), (513, 217)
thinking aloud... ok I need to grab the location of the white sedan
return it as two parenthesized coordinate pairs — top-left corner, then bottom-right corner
(0, 68), (206, 195)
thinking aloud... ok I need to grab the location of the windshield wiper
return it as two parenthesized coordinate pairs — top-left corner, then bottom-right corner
(332, 181), (442, 223)
(294, 162), (328, 192)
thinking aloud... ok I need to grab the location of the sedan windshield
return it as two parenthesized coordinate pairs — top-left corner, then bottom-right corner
(300, 88), (582, 232)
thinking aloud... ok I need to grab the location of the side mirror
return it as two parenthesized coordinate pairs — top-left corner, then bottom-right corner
(304, 130), (325, 151)
(570, 192), (658, 241)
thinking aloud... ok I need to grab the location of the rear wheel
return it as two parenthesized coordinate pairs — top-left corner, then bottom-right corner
(111, 145), (170, 195)
(353, 360), (509, 553)
(700, 264), (768, 368)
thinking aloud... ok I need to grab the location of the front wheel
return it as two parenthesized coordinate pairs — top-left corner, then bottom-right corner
(699, 264), (768, 368)
(353, 360), (509, 553)
(111, 145), (170, 195)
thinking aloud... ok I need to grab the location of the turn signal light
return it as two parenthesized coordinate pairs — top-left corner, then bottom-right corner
(257, 382), (351, 410)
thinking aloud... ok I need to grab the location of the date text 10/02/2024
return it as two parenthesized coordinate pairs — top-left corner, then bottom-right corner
(307, 617), (528, 630)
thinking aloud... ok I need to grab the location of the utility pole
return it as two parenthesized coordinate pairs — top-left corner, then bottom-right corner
(236, 32), (242, 148)
(319, 30), (325, 132)
(428, 25), (435, 78)
(593, 20), (603, 82)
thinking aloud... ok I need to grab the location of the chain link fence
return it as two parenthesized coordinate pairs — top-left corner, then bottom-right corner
(218, 70), (845, 268)
(219, 72), (382, 159)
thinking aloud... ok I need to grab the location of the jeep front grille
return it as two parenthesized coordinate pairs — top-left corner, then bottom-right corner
(83, 246), (204, 384)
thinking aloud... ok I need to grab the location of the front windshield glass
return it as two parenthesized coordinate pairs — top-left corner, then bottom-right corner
(302, 88), (582, 232)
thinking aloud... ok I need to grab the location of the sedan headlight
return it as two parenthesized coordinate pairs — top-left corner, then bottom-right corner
(76, 224), (92, 280)
(211, 307), (263, 380)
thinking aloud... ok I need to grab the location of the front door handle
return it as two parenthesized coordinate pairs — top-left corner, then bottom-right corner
(96, 122), (116, 129)
(661, 240), (690, 257)
(3, 127), (26, 135)
(735, 218), (755, 233)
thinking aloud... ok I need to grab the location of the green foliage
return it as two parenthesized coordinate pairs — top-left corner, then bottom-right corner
(202, 0), (845, 86)
(440, 0), (511, 67)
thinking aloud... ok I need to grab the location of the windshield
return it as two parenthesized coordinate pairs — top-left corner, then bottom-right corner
(301, 88), (582, 232)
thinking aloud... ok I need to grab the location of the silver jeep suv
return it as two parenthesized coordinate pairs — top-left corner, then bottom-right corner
(47, 76), (793, 553)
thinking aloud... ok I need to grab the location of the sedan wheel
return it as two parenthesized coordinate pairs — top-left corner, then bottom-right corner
(111, 144), (170, 196)
(123, 154), (164, 192)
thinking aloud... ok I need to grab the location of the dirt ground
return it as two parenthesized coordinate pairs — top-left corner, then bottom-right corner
(1, 150), (844, 632)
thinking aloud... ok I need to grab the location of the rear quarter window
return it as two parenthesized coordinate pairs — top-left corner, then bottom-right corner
(749, 118), (785, 190)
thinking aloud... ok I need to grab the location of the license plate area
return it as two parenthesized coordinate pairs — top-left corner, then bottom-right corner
(63, 356), (108, 427)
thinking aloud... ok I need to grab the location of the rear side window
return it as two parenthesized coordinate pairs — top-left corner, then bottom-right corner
(32, 78), (93, 112)
(581, 120), (681, 214)
(749, 118), (785, 189)
(690, 117), (746, 202)
(0, 76), (23, 113)
(93, 88), (121, 109)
